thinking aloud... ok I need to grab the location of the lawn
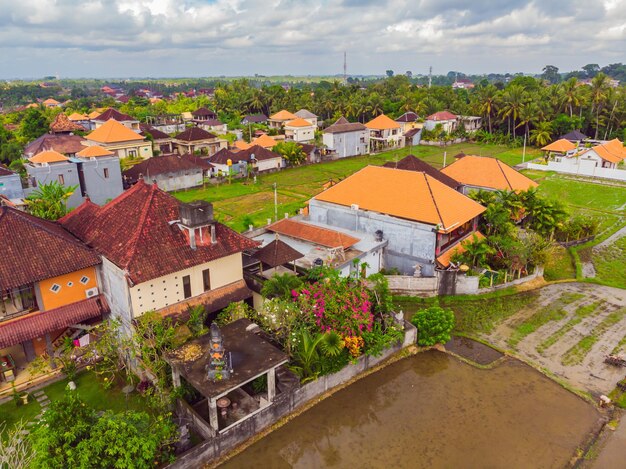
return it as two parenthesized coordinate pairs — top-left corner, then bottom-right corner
(0, 371), (147, 434)
(593, 235), (626, 289)
(173, 142), (540, 231)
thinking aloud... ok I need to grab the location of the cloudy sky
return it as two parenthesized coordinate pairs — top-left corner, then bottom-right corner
(0, 0), (624, 79)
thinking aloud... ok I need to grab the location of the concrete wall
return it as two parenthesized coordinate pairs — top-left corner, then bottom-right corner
(322, 130), (369, 158)
(168, 320), (417, 469)
(25, 162), (84, 208)
(79, 156), (124, 205)
(308, 199), (437, 276)
(285, 126), (315, 142)
(526, 161), (626, 182)
(129, 253), (243, 316)
(149, 169), (204, 192)
(0, 173), (24, 199)
(98, 257), (133, 330)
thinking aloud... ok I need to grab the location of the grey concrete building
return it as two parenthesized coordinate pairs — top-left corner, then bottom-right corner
(123, 153), (212, 192)
(0, 165), (25, 201)
(322, 117), (369, 158)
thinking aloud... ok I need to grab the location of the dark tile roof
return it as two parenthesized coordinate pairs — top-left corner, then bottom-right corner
(242, 114), (268, 123)
(382, 155), (460, 190)
(174, 127), (217, 142)
(0, 295), (108, 349)
(93, 108), (135, 122)
(560, 130), (588, 141)
(236, 145), (282, 162)
(207, 148), (237, 165)
(192, 107), (217, 119)
(24, 133), (87, 156)
(254, 238), (303, 268)
(298, 143), (317, 154)
(139, 125), (171, 140)
(0, 164), (15, 177)
(404, 128), (421, 138)
(50, 113), (86, 133)
(201, 119), (223, 127)
(123, 154), (207, 181)
(0, 206), (100, 290)
(396, 112), (419, 123)
(323, 117), (367, 134)
(59, 180), (259, 284)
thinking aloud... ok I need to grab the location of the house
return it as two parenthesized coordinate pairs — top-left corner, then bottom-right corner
(440, 155), (538, 193)
(268, 110), (297, 130)
(173, 127), (228, 157)
(233, 134), (279, 151)
(452, 79), (474, 90)
(195, 119), (227, 134)
(0, 165), (25, 201)
(299, 143), (321, 164)
(85, 119), (153, 160)
(0, 206), (107, 367)
(574, 139), (626, 169)
(322, 117), (368, 158)
(395, 112), (420, 133)
(59, 182), (258, 328)
(365, 114), (403, 152)
(25, 151), (84, 207)
(404, 127), (423, 147)
(209, 145), (282, 176)
(560, 130), (588, 143)
(241, 114), (268, 125)
(308, 165), (485, 276)
(123, 154), (211, 191)
(67, 112), (90, 129)
(191, 107), (218, 121)
(139, 125), (174, 154)
(424, 111), (458, 133)
(49, 113), (85, 134)
(42, 98), (61, 108)
(294, 109), (318, 127)
(541, 139), (577, 157)
(382, 155), (461, 190)
(92, 108), (140, 131)
(458, 116), (482, 133)
(284, 118), (316, 143)
(24, 133), (87, 158)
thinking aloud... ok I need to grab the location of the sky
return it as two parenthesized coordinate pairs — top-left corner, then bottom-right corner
(0, 0), (625, 79)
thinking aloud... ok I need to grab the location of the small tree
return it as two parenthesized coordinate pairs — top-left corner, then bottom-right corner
(273, 141), (306, 166)
(411, 306), (455, 346)
(0, 420), (35, 469)
(25, 181), (77, 220)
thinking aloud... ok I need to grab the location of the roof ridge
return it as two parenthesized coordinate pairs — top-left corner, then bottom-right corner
(495, 159), (514, 190)
(421, 172), (446, 230)
(121, 184), (158, 273)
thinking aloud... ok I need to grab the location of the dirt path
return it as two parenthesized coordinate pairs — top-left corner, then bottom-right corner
(485, 283), (626, 396)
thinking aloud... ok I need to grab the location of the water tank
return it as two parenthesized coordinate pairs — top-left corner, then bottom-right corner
(179, 200), (214, 227)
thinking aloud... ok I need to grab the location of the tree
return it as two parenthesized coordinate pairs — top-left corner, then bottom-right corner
(20, 108), (49, 142)
(0, 141), (23, 163)
(410, 306), (455, 347)
(273, 141), (306, 166)
(385, 70), (394, 78)
(0, 420), (35, 469)
(582, 63), (600, 78)
(261, 273), (303, 300)
(542, 65), (561, 84)
(530, 121), (553, 147)
(25, 181), (77, 220)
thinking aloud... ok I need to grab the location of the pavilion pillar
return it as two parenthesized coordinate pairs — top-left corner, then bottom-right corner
(208, 398), (219, 431)
(267, 368), (276, 403)
(172, 369), (181, 388)
(45, 333), (57, 369)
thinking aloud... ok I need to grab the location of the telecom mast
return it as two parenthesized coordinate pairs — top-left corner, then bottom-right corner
(343, 51), (347, 84)
(428, 66), (432, 88)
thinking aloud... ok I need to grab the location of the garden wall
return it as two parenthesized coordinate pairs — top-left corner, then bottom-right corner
(419, 138), (467, 146)
(527, 162), (626, 182)
(477, 266), (544, 293)
(168, 321), (417, 469)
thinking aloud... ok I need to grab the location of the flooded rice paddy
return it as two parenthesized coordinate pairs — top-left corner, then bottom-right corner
(221, 351), (600, 469)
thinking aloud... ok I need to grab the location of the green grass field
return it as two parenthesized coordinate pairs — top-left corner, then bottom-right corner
(174, 143), (541, 231)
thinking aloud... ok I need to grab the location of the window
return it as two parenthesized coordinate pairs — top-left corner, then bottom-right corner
(202, 269), (211, 292)
(104, 168), (109, 179)
(182, 275), (192, 299)
(67, 281), (74, 287)
(50, 284), (61, 293)
(128, 150), (137, 158)
(79, 276), (90, 284)
(58, 174), (65, 185)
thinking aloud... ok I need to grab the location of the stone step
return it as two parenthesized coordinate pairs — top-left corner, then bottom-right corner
(33, 391), (45, 397)
(40, 401), (50, 408)
(35, 395), (48, 402)
(19, 430), (29, 435)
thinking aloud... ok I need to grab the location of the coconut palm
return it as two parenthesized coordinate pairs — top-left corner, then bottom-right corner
(25, 181), (77, 220)
(529, 121), (553, 147)
(499, 84), (527, 138)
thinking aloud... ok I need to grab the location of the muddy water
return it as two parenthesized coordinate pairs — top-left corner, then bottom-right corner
(220, 352), (600, 469)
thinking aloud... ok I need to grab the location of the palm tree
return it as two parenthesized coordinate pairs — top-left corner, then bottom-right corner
(590, 73), (609, 139)
(367, 93), (384, 118)
(461, 237), (494, 268)
(529, 121), (553, 147)
(25, 181), (77, 220)
(476, 84), (498, 133)
(499, 85), (527, 138)
(560, 77), (582, 117)
(260, 272), (303, 299)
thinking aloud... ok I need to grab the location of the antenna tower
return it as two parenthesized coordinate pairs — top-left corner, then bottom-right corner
(343, 51), (347, 84)
(428, 66), (432, 88)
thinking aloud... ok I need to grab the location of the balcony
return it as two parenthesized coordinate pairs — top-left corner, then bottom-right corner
(1, 286), (39, 323)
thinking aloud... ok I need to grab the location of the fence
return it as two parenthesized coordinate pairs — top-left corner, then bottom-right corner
(526, 161), (626, 182)
(168, 321), (417, 468)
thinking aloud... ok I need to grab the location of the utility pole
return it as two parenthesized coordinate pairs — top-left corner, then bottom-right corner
(343, 51), (347, 85)
(522, 134), (527, 163)
(273, 182), (278, 222)
(443, 151), (447, 168)
(428, 66), (432, 89)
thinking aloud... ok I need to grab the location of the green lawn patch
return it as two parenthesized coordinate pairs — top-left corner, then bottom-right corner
(593, 235), (626, 290)
(562, 308), (626, 366)
(544, 245), (576, 281)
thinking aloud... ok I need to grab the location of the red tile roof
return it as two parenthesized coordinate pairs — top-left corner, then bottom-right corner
(24, 134), (87, 156)
(174, 127), (217, 142)
(268, 219), (360, 249)
(192, 107), (217, 119)
(0, 206), (100, 290)
(139, 125), (171, 140)
(0, 295), (108, 349)
(0, 164), (15, 177)
(59, 180), (258, 284)
(236, 145), (282, 162)
(427, 111), (458, 121)
(50, 113), (85, 133)
(93, 108), (135, 122)
(254, 238), (303, 267)
(123, 154), (209, 181)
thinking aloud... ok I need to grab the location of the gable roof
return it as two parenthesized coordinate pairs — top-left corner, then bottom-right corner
(43, 98), (60, 105)
(233, 140), (251, 151)
(396, 112), (419, 123)
(59, 180), (258, 284)
(251, 134), (278, 149)
(268, 218), (360, 249)
(440, 155), (538, 192)
(209, 148), (238, 165)
(560, 130), (588, 141)
(25, 134), (87, 156)
(88, 111), (101, 119)
(68, 112), (88, 121)
(269, 110), (297, 121)
(295, 109), (317, 119)
(285, 117), (315, 128)
(237, 145), (282, 162)
(76, 145), (115, 158)
(585, 139), (626, 164)
(0, 165), (15, 177)
(0, 206), (100, 290)
(427, 111), (458, 121)
(174, 127), (216, 142)
(93, 108), (135, 122)
(436, 232), (485, 268)
(324, 117), (366, 134)
(254, 238), (304, 268)
(28, 150), (69, 164)
(139, 125), (171, 140)
(123, 154), (207, 181)
(541, 139), (576, 153)
(50, 113), (85, 133)
(192, 107), (217, 118)
(87, 119), (144, 144)
(383, 155), (460, 189)
(365, 114), (400, 130)
(242, 114), (268, 123)
(314, 165), (485, 232)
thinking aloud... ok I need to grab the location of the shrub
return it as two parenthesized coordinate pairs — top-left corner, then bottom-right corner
(411, 306), (455, 346)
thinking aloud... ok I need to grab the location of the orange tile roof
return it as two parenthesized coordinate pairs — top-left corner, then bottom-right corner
(541, 139), (576, 153)
(234, 140), (252, 150)
(88, 111), (101, 119)
(436, 232), (485, 268)
(28, 150), (69, 164)
(251, 134), (278, 149)
(586, 139), (626, 164)
(269, 110), (297, 121)
(43, 98), (60, 105)
(268, 218), (360, 249)
(76, 145), (115, 158)
(441, 155), (538, 192)
(68, 112), (88, 121)
(365, 114), (401, 130)
(285, 117), (314, 128)
(86, 119), (144, 144)
(314, 166), (485, 232)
